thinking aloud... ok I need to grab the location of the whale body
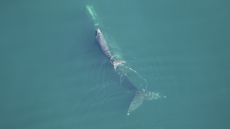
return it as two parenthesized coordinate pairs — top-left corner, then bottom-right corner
(96, 28), (126, 70)
(96, 28), (113, 59)
(95, 28), (163, 115)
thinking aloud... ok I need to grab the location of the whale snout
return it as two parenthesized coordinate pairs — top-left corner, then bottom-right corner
(95, 28), (102, 36)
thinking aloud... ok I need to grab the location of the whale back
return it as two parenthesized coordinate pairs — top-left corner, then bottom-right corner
(96, 28), (112, 58)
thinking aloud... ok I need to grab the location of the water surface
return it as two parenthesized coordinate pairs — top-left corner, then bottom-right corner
(0, 0), (230, 129)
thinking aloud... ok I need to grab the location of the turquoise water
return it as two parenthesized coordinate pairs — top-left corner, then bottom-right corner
(0, 0), (230, 129)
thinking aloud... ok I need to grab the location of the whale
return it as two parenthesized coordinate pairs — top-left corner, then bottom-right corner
(95, 27), (163, 115)
(86, 4), (164, 115)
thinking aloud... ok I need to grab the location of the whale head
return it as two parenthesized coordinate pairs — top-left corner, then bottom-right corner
(95, 28), (102, 37)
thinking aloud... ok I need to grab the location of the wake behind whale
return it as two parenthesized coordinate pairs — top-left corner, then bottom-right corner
(86, 5), (165, 115)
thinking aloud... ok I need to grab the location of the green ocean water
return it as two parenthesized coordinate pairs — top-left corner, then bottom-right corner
(0, 0), (230, 129)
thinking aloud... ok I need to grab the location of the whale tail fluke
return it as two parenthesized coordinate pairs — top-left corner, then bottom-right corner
(127, 89), (165, 116)
(127, 90), (145, 116)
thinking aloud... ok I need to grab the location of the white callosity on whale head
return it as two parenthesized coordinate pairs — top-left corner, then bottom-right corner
(96, 28), (102, 36)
